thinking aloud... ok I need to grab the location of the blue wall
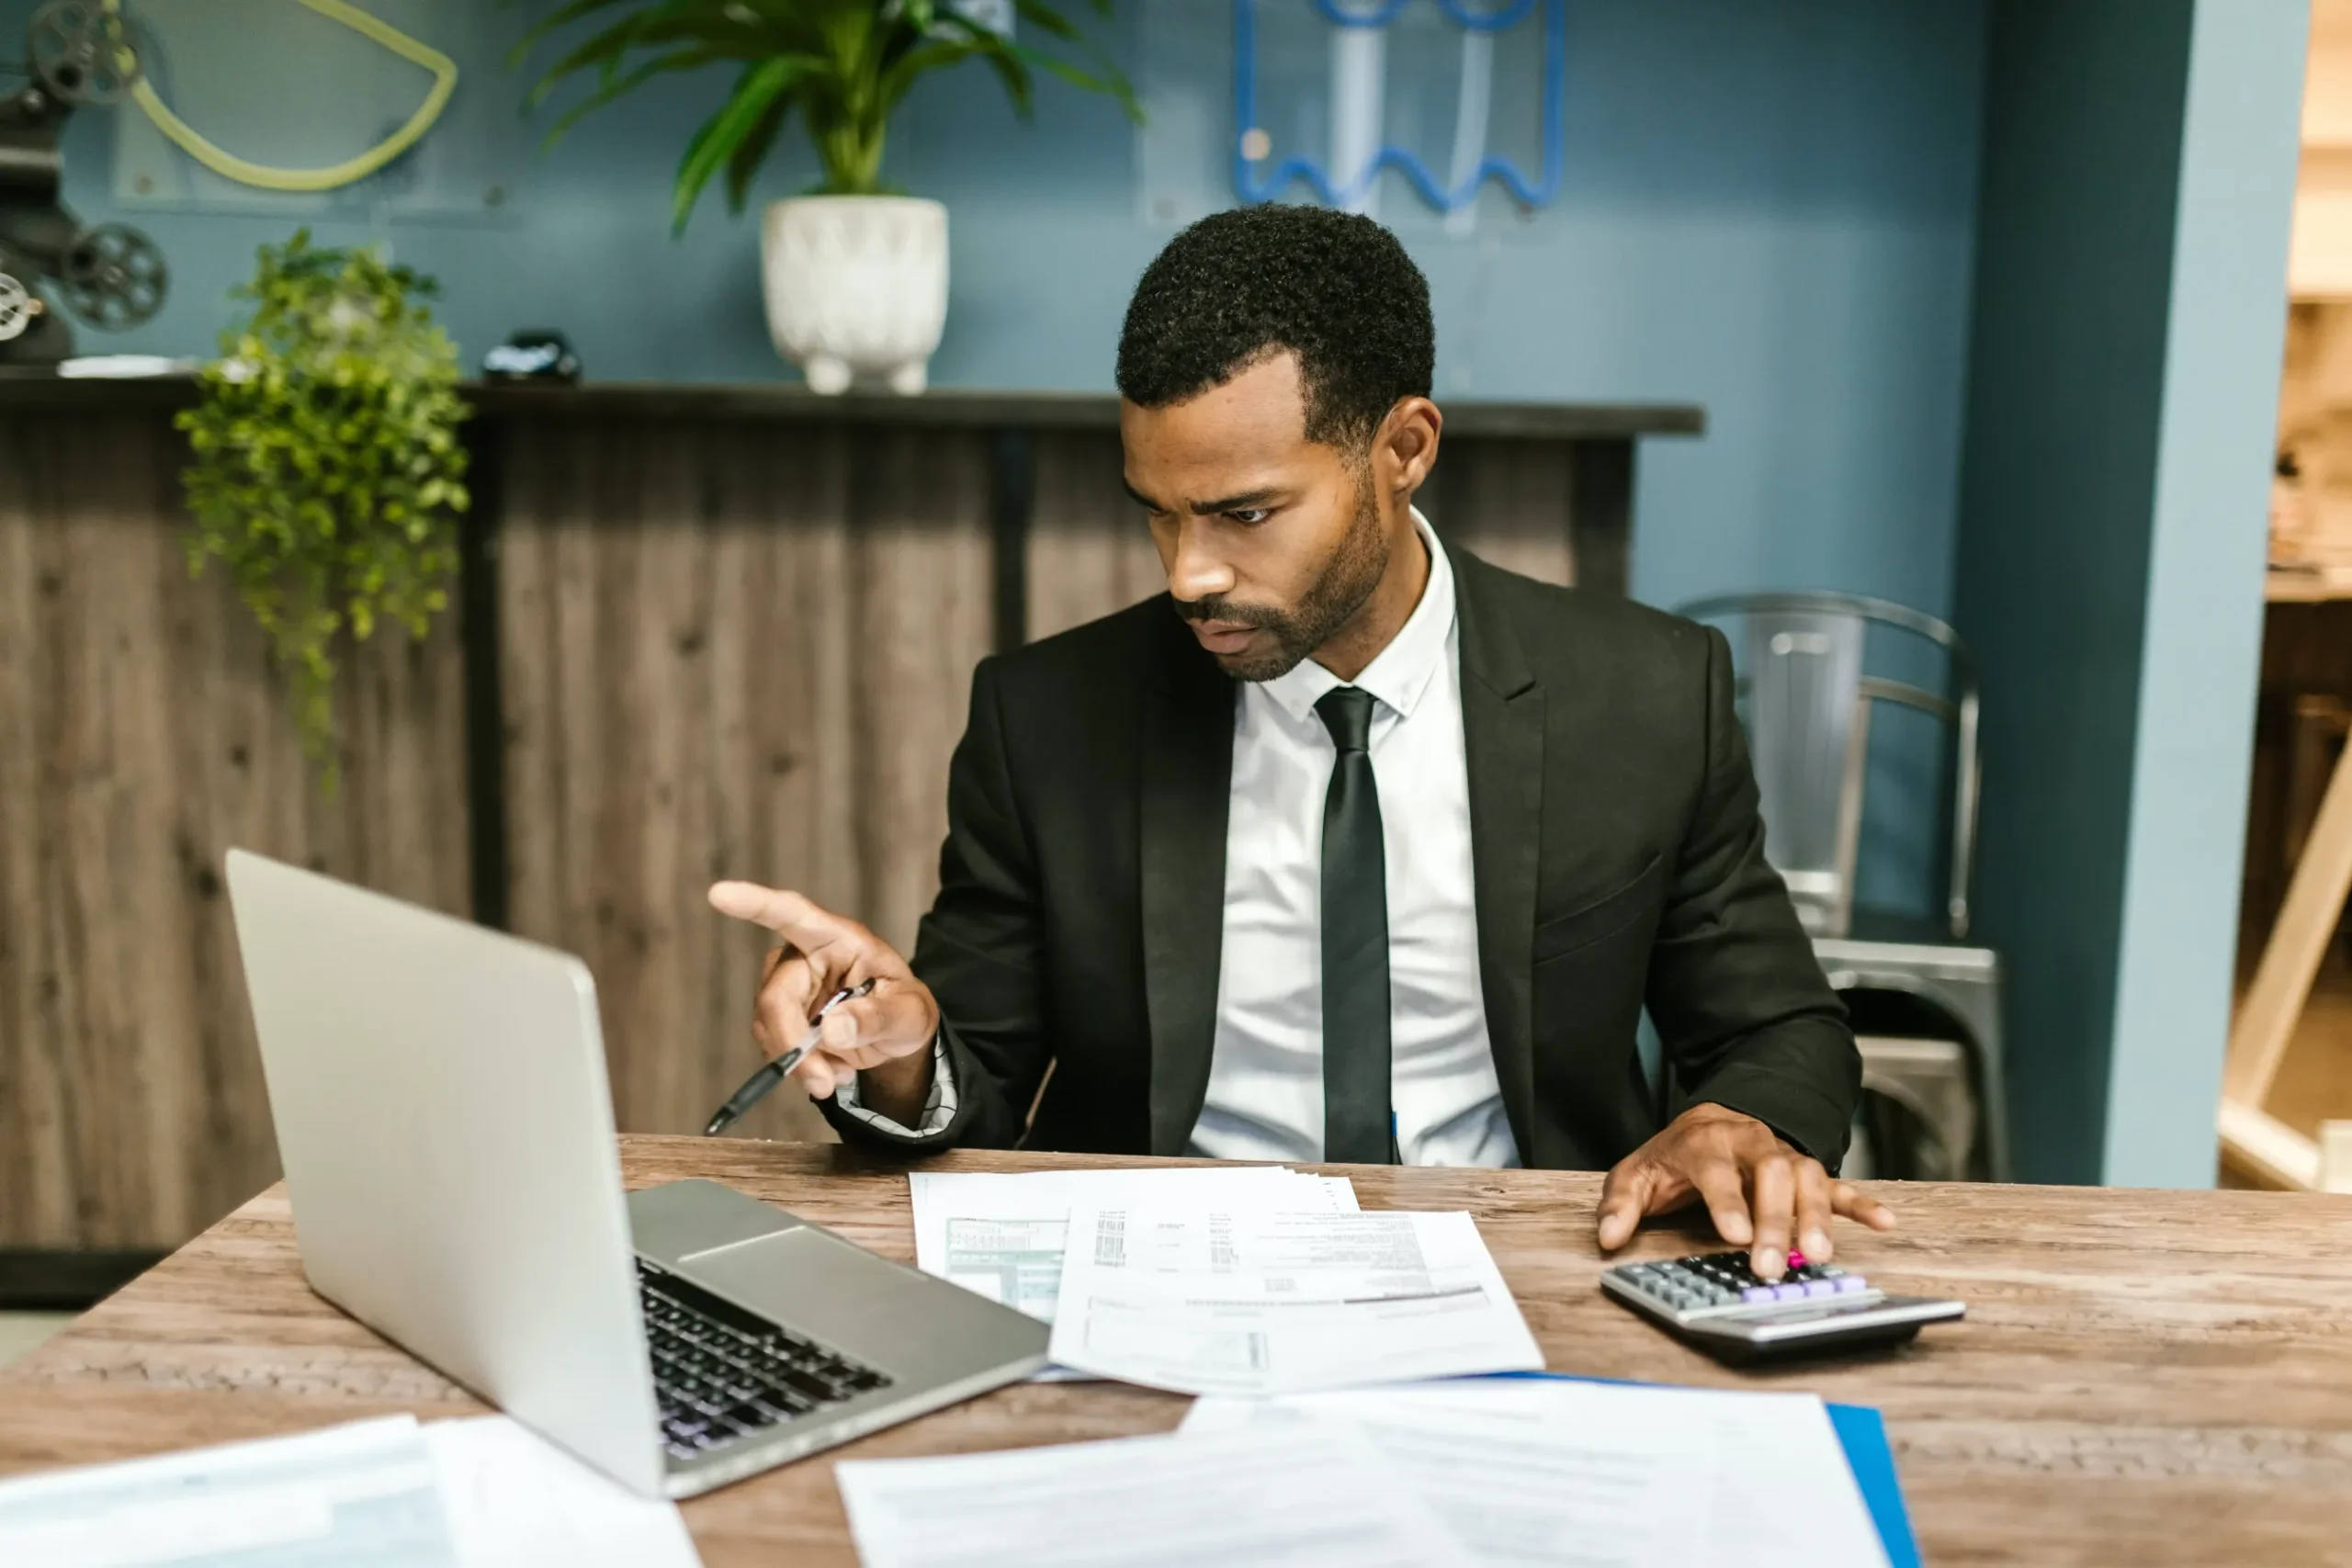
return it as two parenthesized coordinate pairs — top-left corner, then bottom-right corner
(17, 0), (1986, 626)
(10, 0), (1989, 918)
(2100, 0), (2302, 1188)
(1952, 0), (2301, 1187)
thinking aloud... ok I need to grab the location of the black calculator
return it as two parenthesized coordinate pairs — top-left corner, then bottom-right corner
(1600, 1249), (1964, 1364)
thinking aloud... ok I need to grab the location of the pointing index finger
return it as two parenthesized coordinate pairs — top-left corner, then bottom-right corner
(710, 881), (849, 950)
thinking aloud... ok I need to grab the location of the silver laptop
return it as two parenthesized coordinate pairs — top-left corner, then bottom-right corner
(225, 850), (1048, 1499)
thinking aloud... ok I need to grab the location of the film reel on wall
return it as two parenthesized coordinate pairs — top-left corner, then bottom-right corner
(0, 265), (40, 342)
(28, 0), (136, 107)
(60, 222), (166, 330)
(0, 0), (165, 362)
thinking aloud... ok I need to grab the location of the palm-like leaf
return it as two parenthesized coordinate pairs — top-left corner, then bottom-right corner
(672, 55), (814, 230)
(511, 0), (1141, 213)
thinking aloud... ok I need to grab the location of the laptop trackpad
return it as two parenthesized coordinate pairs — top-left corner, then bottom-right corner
(682, 1229), (972, 1376)
(628, 1178), (800, 1265)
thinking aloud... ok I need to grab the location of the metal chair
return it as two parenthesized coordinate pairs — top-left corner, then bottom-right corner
(1677, 592), (2010, 1180)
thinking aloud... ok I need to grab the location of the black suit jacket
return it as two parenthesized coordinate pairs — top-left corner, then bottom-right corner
(822, 541), (1860, 1169)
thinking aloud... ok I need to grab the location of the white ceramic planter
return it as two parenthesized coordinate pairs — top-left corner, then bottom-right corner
(761, 196), (947, 396)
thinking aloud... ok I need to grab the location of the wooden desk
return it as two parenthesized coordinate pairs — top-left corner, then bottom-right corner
(4, 1141), (2350, 1567)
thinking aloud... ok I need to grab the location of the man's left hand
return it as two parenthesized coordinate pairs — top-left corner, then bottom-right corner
(1595, 1103), (1895, 1280)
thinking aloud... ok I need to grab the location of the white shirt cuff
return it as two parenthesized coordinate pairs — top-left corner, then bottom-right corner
(831, 1035), (957, 1138)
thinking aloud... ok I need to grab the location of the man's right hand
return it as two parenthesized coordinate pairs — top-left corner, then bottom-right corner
(707, 882), (942, 1123)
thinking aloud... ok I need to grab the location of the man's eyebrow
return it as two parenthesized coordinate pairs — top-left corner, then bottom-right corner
(1120, 482), (1283, 515)
(1187, 489), (1283, 515)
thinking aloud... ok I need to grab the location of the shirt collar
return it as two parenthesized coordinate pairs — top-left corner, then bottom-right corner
(1258, 508), (1456, 727)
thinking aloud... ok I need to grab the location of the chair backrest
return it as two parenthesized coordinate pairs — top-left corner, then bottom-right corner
(1676, 592), (1980, 941)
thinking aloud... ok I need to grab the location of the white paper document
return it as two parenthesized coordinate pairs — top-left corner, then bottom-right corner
(835, 1421), (1468, 1568)
(0, 1415), (457, 1568)
(1048, 1205), (1544, 1394)
(909, 1165), (1357, 1324)
(425, 1416), (704, 1568)
(1182, 1380), (1888, 1568)
(0, 1413), (702, 1568)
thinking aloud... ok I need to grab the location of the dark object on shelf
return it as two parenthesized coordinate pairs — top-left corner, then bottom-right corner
(482, 329), (582, 383)
(0, 0), (169, 366)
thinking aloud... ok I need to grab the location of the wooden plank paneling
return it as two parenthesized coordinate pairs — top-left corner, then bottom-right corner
(1421, 436), (1580, 589)
(1025, 432), (1159, 642)
(498, 419), (992, 1145)
(0, 413), (469, 1251)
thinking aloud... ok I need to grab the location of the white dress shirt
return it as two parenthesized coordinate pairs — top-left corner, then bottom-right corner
(1188, 511), (1517, 1167)
(842, 510), (1520, 1168)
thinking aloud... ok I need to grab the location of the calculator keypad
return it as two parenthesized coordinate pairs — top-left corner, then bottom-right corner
(1609, 1250), (1873, 1320)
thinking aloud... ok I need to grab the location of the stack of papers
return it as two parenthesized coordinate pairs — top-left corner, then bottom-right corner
(911, 1167), (1541, 1393)
(839, 1379), (1891, 1568)
(890, 1174), (1890, 1566)
(1051, 1205), (1544, 1394)
(1185, 1380), (1891, 1568)
(0, 1414), (702, 1568)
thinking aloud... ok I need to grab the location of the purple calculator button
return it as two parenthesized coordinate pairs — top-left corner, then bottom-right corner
(1804, 1280), (1839, 1298)
(1834, 1275), (1869, 1293)
(1770, 1282), (1807, 1302)
(1741, 1286), (1776, 1304)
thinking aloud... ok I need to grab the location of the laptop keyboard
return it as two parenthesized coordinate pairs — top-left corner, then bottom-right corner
(638, 1259), (893, 1461)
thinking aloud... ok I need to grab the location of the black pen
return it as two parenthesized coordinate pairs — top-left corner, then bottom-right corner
(703, 978), (876, 1136)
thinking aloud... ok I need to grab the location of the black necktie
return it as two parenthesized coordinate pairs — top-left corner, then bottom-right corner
(1315, 686), (1393, 1164)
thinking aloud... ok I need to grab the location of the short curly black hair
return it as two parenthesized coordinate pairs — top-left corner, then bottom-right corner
(1115, 205), (1434, 449)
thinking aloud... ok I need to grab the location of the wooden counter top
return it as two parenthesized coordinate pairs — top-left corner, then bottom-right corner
(0, 371), (1705, 438)
(5, 1140), (2350, 1565)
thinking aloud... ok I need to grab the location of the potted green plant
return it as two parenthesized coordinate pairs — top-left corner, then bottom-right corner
(514, 0), (1137, 393)
(178, 231), (469, 792)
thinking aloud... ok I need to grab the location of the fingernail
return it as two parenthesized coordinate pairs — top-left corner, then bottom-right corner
(1803, 1230), (1831, 1257)
(1755, 1247), (1783, 1279)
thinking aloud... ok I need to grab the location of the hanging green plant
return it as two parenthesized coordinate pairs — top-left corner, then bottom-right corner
(177, 230), (470, 793)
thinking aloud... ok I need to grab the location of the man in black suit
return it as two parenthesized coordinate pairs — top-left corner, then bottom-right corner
(713, 206), (1889, 1280)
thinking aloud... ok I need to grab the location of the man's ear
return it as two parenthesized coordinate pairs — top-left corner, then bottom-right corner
(1377, 396), (1443, 500)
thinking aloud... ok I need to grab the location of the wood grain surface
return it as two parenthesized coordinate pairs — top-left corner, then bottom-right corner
(498, 419), (992, 1146)
(1025, 431), (1162, 642)
(4, 1140), (2349, 1567)
(0, 412), (470, 1251)
(1420, 437), (1584, 589)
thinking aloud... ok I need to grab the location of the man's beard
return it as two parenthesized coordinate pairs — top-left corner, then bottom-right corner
(1176, 482), (1390, 683)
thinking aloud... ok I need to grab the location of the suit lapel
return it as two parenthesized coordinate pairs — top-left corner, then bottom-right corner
(1138, 609), (1236, 1156)
(1451, 546), (1544, 1158)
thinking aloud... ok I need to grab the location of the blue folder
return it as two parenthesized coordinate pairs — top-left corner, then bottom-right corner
(1493, 1373), (1917, 1567)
